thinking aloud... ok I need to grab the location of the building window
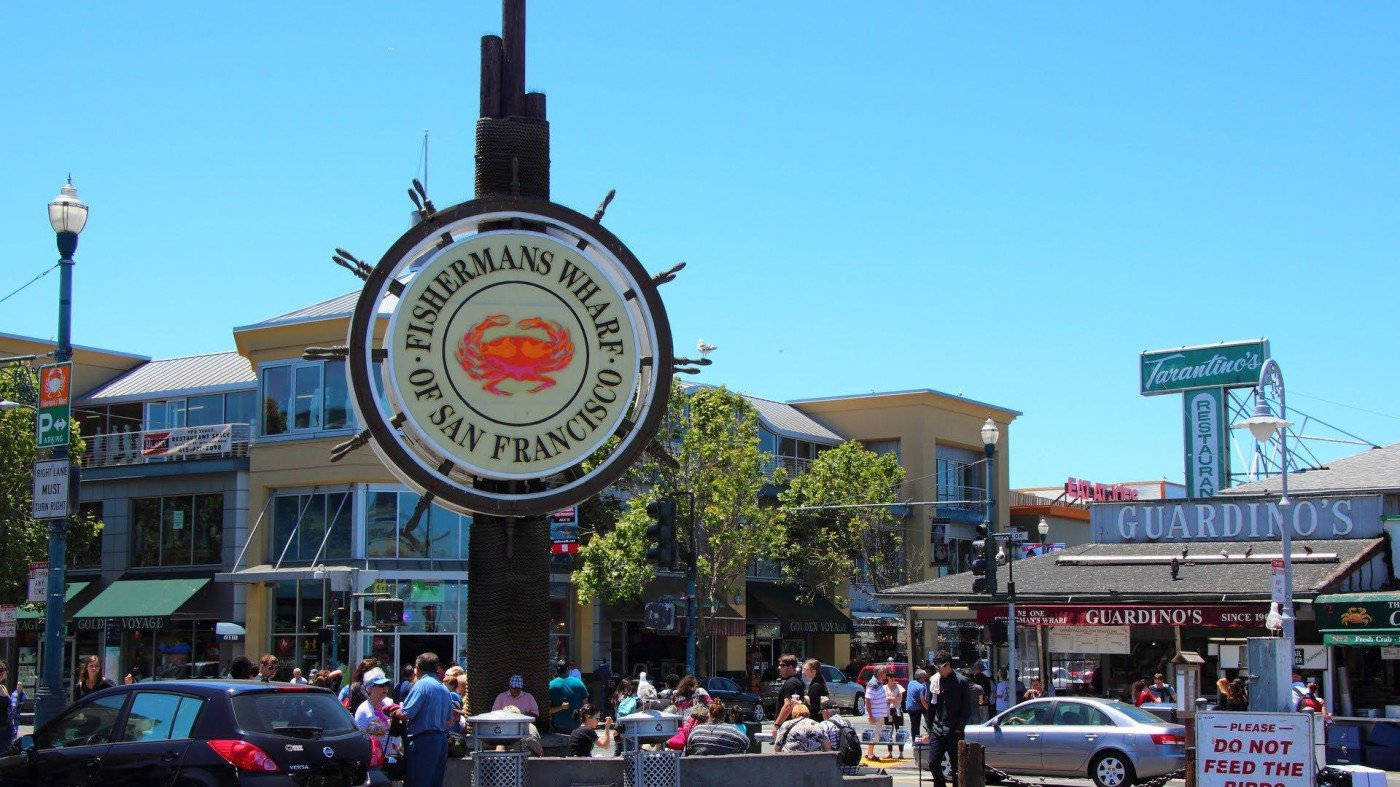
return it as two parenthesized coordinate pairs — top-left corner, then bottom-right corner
(270, 579), (336, 677)
(130, 494), (224, 567)
(861, 439), (901, 461)
(936, 445), (983, 511)
(260, 361), (351, 437)
(271, 491), (352, 563)
(365, 489), (470, 560)
(141, 391), (255, 431)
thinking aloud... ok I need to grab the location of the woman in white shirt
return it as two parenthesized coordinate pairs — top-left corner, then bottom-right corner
(353, 675), (395, 766)
(883, 678), (906, 758)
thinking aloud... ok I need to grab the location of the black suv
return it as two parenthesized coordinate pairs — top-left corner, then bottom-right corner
(0, 680), (376, 786)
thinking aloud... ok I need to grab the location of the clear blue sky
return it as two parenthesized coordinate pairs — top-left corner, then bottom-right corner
(2, 2), (1397, 487)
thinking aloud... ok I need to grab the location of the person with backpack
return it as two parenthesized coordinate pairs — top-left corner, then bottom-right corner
(818, 696), (862, 767)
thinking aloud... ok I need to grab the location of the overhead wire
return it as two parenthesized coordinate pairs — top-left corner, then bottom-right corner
(0, 263), (58, 307)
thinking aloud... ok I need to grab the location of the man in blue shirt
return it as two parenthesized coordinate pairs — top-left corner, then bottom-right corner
(548, 662), (590, 733)
(399, 652), (455, 787)
(905, 668), (931, 739)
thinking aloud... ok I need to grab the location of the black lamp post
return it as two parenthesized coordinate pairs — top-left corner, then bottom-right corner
(36, 178), (87, 726)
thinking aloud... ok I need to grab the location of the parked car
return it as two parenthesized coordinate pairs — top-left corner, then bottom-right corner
(964, 697), (1186, 787)
(702, 676), (765, 722)
(0, 679), (378, 786)
(759, 663), (863, 717)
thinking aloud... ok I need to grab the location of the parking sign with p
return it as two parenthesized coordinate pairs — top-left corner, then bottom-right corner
(36, 363), (71, 449)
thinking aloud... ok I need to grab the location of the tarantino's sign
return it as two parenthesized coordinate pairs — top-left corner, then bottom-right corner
(387, 231), (640, 480)
(1090, 495), (1384, 543)
(976, 604), (1269, 628)
(1140, 339), (1269, 395)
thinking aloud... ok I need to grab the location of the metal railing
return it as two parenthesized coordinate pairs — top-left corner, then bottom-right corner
(766, 455), (811, 475)
(78, 423), (251, 468)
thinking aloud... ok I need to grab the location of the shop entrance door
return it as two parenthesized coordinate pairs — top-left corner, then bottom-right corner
(398, 635), (455, 674)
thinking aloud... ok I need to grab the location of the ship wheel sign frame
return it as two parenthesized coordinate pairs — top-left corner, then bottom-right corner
(342, 195), (681, 517)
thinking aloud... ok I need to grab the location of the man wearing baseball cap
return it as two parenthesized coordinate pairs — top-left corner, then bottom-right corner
(492, 674), (539, 719)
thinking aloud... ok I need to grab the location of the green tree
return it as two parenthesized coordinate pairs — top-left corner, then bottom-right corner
(0, 363), (102, 606)
(574, 386), (779, 673)
(776, 440), (906, 604)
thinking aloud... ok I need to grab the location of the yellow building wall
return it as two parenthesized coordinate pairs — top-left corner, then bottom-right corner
(794, 392), (1017, 584)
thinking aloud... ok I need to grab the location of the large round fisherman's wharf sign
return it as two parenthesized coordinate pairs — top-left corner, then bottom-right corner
(345, 197), (674, 517)
(387, 231), (639, 479)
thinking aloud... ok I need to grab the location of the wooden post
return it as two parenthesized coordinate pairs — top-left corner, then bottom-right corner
(501, 0), (526, 116)
(1184, 740), (1197, 787)
(480, 35), (503, 119)
(957, 739), (986, 787)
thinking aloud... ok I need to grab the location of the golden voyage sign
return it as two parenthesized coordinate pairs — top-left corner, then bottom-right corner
(387, 231), (639, 479)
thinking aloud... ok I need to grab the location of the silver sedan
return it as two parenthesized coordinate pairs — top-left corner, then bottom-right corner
(965, 697), (1186, 787)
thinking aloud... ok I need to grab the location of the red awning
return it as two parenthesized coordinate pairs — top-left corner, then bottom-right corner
(975, 603), (1267, 628)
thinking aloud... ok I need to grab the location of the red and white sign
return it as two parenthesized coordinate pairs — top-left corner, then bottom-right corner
(1195, 711), (1314, 787)
(976, 603), (1269, 628)
(1271, 558), (1287, 605)
(1065, 477), (1139, 502)
(27, 562), (48, 604)
(37, 364), (70, 408)
(550, 542), (578, 555)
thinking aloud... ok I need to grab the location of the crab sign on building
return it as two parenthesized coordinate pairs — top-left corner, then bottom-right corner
(344, 198), (677, 517)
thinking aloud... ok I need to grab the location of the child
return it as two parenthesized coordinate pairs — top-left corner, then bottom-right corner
(568, 704), (613, 757)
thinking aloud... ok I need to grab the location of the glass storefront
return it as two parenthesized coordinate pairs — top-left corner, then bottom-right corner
(354, 577), (468, 681)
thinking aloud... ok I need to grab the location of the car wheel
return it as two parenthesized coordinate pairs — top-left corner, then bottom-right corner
(854, 694), (865, 716)
(1090, 750), (1136, 787)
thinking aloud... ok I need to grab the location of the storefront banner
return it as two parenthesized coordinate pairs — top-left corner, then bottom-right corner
(1090, 495), (1384, 543)
(1141, 339), (1268, 396)
(142, 424), (232, 458)
(1196, 711), (1314, 787)
(74, 616), (168, 631)
(1047, 625), (1130, 654)
(1315, 595), (1400, 634)
(1323, 632), (1400, 646)
(976, 604), (1268, 628)
(1183, 388), (1229, 499)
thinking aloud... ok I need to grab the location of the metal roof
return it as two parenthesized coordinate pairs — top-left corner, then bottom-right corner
(790, 388), (1022, 417)
(237, 288), (400, 332)
(678, 382), (844, 444)
(1222, 442), (1400, 497)
(77, 351), (255, 404)
(876, 538), (1384, 604)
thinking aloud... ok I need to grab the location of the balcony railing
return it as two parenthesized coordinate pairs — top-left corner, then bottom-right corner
(79, 423), (251, 468)
(767, 455), (811, 476)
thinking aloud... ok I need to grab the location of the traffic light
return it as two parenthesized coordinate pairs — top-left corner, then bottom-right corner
(971, 523), (998, 596)
(645, 498), (677, 569)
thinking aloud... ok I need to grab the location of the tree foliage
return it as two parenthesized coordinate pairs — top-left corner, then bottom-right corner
(575, 386), (779, 629)
(0, 364), (103, 606)
(776, 440), (906, 604)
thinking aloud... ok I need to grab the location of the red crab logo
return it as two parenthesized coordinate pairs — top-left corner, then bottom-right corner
(456, 314), (574, 396)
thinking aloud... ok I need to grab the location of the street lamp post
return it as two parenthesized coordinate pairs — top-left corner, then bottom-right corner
(981, 418), (1017, 697)
(36, 179), (87, 726)
(1231, 358), (1294, 712)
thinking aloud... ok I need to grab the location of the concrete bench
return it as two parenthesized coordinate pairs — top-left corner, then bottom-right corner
(445, 750), (893, 786)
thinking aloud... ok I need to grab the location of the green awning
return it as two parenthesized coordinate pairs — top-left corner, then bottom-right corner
(72, 578), (209, 630)
(1316, 592), (1400, 605)
(16, 582), (90, 620)
(1315, 592), (1400, 637)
